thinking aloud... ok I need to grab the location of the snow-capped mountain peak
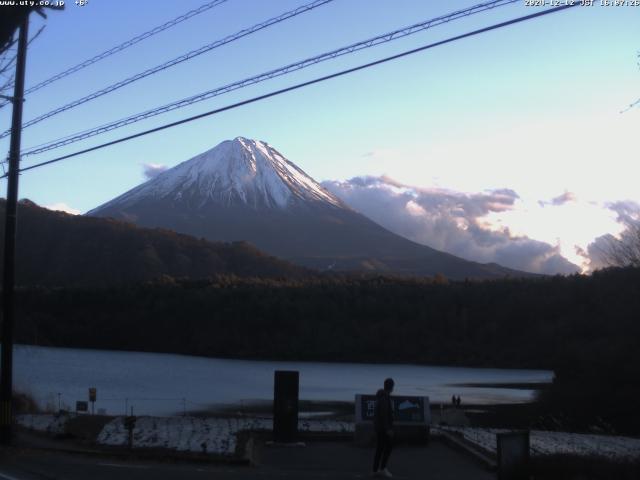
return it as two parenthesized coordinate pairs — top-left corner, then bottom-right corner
(94, 137), (343, 212)
(88, 137), (531, 280)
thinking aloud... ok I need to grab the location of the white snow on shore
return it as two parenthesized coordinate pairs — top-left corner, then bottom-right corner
(97, 416), (264, 455)
(97, 416), (353, 455)
(17, 414), (352, 456)
(18, 414), (640, 460)
(440, 426), (640, 461)
(17, 413), (69, 435)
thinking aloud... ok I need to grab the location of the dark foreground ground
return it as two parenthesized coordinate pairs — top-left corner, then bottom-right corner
(0, 436), (493, 480)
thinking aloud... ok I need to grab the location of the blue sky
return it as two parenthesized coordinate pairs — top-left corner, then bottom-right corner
(0, 0), (638, 273)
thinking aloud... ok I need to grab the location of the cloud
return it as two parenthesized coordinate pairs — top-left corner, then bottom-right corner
(322, 176), (579, 275)
(44, 203), (80, 215)
(539, 191), (577, 207)
(576, 235), (614, 272)
(569, 201), (640, 272)
(606, 200), (640, 224)
(577, 201), (640, 270)
(142, 163), (168, 180)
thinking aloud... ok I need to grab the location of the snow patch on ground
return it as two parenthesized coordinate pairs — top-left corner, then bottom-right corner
(20, 413), (639, 461)
(440, 426), (640, 461)
(17, 413), (353, 456)
(16, 413), (70, 435)
(97, 416), (353, 455)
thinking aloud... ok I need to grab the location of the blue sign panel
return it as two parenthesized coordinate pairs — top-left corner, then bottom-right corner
(358, 395), (426, 423)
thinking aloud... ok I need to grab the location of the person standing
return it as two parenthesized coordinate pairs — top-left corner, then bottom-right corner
(372, 378), (395, 477)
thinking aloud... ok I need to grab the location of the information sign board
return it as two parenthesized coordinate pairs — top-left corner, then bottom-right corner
(355, 394), (430, 425)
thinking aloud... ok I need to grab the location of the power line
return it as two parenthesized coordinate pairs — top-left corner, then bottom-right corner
(0, 0), (229, 109)
(620, 97), (639, 113)
(0, 25), (46, 106)
(620, 52), (640, 112)
(0, 0), (335, 140)
(2, 3), (579, 180)
(19, 0), (519, 158)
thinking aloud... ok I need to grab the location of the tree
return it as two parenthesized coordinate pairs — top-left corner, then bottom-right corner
(0, 42), (16, 106)
(0, 24), (45, 113)
(602, 222), (640, 268)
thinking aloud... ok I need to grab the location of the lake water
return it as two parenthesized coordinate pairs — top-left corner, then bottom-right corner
(13, 345), (552, 416)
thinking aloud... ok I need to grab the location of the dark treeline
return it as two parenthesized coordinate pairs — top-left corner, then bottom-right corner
(0, 199), (310, 287)
(11, 267), (640, 434)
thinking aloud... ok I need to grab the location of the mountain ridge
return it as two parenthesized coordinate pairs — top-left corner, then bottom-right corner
(89, 137), (537, 280)
(90, 137), (344, 214)
(0, 199), (309, 287)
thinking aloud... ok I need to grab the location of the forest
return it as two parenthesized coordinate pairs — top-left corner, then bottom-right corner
(10, 266), (640, 435)
(0, 199), (310, 286)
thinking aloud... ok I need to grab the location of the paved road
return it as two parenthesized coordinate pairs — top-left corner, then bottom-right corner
(1, 441), (495, 480)
(256, 441), (495, 479)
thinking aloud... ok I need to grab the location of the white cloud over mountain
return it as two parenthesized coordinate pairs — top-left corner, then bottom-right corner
(44, 202), (80, 215)
(142, 163), (168, 180)
(322, 176), (580, 275)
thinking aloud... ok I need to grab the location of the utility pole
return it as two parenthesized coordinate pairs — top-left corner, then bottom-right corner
(0, 14), (29, 446)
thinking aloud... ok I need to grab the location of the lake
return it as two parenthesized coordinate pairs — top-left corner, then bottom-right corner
(13, 344), (552, 416)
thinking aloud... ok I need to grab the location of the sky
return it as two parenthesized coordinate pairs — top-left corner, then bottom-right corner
(0, 0), (638, 274)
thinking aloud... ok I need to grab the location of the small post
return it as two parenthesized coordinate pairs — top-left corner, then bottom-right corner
(497, 430), (530, 480)
(124, 405), (136, 449)
(273, 370), (299, 443)
(89, 387), (96, 415)
(124, 414), (136, 449)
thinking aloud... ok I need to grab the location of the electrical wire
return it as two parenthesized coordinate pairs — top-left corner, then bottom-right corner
(0, 0), (335, 139)
(620, 53), (640, 112)
(620, 97), (639, 113)
(19, 0), (519, 157)
(1, 3), (579, 180)
(0, 0), (229, 109)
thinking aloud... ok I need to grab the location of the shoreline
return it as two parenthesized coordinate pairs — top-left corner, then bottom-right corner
(186, 398), (544, 427)
(448, 381), (552, 390)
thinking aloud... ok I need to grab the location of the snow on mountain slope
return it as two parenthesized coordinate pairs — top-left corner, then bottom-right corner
(92, 137), (342, 212)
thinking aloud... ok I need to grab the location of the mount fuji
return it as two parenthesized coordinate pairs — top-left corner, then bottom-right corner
(88, 137), (529, 279)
